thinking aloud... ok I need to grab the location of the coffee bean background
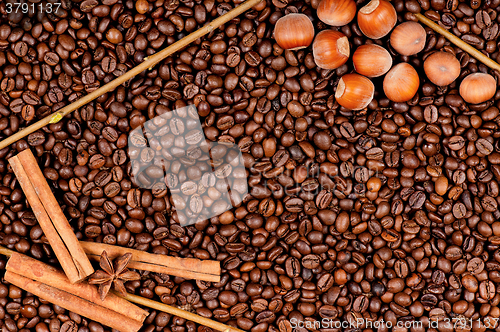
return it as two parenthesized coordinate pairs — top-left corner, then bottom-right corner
(2, 0), (500, 331)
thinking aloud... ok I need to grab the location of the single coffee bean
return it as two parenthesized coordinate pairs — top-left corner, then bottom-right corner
(452, 202), (467, 218)
(476, 138), (493, 155)
(317, 273), (334, 292)
(475, 10), (491, 29)
(60, 321), (78, 332)
(467, 257), (485, 274)
(27, 132), (45, 146)
(21, 105), (35, 121)
(479, 280), (495, 300)
(302, 254), (320, 269)
(13, 41), (28, 57)
(189, 194), (203, 213)
(423, 105), (438, 123)
(448, 136), (465, 150)
(44, 52), (60, 66)
(22, 91), (41, 105)
(409, 191), (426, 209)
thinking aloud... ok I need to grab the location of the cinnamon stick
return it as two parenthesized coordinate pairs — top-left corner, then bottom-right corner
(9, 149), (94, 283)
(80, 241), (221, 282)
(0, 249), (239, 332)
(6, 253), (148, 323)
(5, 272), (145, 332)
(5, 253), (148, 332)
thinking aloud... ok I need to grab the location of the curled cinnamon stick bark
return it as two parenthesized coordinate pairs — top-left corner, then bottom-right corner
(80, 241), (221, 282)
(0, 247), (238, 332)
(6, 253), (148, 323)
(9, 150), (94, 283)
(5, 271), (145, 332)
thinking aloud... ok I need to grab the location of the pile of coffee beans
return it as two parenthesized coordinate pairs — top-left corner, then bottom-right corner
(1, 0), (500, 331)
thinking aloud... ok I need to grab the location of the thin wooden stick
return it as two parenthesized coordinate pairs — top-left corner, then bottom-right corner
(121, 292), (245, 332)
(415, 13), (500, 72)
(0, 0), (263, 151)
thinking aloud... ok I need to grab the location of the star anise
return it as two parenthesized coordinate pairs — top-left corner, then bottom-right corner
(88, 251), (140, 300)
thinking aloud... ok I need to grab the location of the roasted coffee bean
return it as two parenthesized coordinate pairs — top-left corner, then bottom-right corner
(1, 2), (500, 331)
(453, 202), (467, 218)
(479, 280), (495, 300)
(27, 132), (45, 146)
(467, 257), (485, 274)
(189, 194), (203, 213)
(317, 273), (334, 292)
(476, 10), (491, 29)
(409, 191), (426, 209)
(476, 138), (493, 155)
(60, 321), (78, 332)
(483, 23), (499, 40)
(302, 254), (320, 269)
(423, 105), (438, 123)
(316, 190), (333, 209)
(22, 91), (41, 105)
(448, 136), (466, 150)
